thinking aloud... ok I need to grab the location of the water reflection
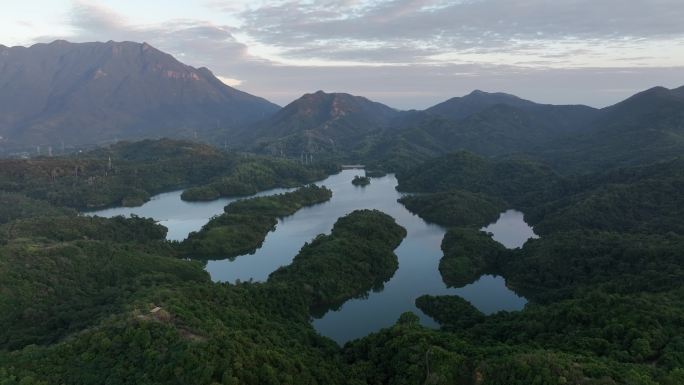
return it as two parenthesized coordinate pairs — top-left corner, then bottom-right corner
(84, 187), (294, 241)
(481, 210), (539, 249)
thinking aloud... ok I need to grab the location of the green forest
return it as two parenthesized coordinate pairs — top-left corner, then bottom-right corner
(1, 139), (683, 384)
(181, 185), (333, 259)
(0, 139), (334, 210)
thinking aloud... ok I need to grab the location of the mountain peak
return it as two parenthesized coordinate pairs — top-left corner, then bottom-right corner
(287, 91), (392, 115)
(426, 90), (536, 120)
(465, 89), (522, 100)
(605, 85), (684, 111)
(468, 89), (488, 96)
(49, 39), (70, 46)
(239, 91), (398, 156)
(636, 86), (672, 97)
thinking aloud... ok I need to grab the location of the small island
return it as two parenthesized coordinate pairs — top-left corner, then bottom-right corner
(351, 175), (371, 186)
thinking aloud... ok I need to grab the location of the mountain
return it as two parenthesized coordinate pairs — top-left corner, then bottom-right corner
(237, 90), (399, 156)
(425, 90), (539, 120)
(539, 85), (684, 173)
(0, 40), (279, 152)
(362, 92), (598, 171)
(594, 85), (684, 127)
(367, 86), (684, 174)
(425, 90), (598, 130)
(396, 151), (561, 207)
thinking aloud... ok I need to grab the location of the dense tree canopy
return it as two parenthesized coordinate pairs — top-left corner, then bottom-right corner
(0, 139), (336, 209)
(1, 140), (684, 385)
(181, 185), (332, 259)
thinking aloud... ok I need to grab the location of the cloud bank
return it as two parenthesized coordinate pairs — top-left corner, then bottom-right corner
(23, 0), (684, 108)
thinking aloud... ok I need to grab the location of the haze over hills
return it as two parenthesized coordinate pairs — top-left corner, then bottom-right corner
(0, 40), (279, 152)
(425, 90), (541, 120)
(1, 39), (683, 176)
(343, 85), (684, 173)
(539, 85), (684, 172)
(368, 91), (600, 166)
(235, 88), (601, 161)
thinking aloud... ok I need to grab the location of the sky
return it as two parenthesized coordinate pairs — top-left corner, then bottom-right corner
(1, 0), (684, 109)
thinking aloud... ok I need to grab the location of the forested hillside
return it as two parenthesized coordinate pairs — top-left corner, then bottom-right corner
(261, 85), (684, 176)
(0, 139), (334, 209)
(389, 149), (684, 384)
(2, 81), (684, 384)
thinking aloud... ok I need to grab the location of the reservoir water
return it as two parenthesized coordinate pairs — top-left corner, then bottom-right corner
(87, 169), (536, 344)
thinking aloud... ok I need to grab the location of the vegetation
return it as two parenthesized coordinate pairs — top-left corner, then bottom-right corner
(269, 209), (406, 309)
(396, 151), (563, 207)
(180, 159), (336, 201)
(415, 295), (485, 330)
(351, 175), (370, 186)
(181, 185), (332, 259)
(364, 170), (387, 178)
(439, 227), (509, 287)
(398, 190), (506, 228)
(2, 135), (684, 384)
(0, 139), (336, 209)
(0, 209), (406, 385)
(0, 215), (203, 349)
(0, 215), (167, 245)
(342, 311), (670, 385)
(378, 150), (684, 384)
(527, 158), (684, 235)
(498, 231), (684, 303)
(0, 192), (75, 224)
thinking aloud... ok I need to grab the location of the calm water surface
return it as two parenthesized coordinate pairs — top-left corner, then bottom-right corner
(87, 170), (537, 344)
(482, 209), (539, 248)
(84, 187), (294, 241)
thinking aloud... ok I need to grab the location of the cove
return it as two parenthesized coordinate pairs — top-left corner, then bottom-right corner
(87, 169), (536, 344)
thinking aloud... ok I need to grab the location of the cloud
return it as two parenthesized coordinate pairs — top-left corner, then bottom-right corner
(45, 0), (255, 80)
(238, 0), (684, 66)
(70, 0), (126, 36)
(28, 0), (684, 109)
(217, 76), (243, 87)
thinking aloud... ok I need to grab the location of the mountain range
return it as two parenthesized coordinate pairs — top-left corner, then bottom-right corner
(1, 40), (683, 175)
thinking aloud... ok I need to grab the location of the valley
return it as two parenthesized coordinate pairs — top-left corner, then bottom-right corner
(1, 40), (684, 385)
(2, 135), (683, 384)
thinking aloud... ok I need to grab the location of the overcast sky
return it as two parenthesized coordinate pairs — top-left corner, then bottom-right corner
(2, 0), (684, 109)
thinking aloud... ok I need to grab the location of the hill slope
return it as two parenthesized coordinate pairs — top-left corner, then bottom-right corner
(539, 85), (684, 172)
(425, 90), (539, 120)
(237, 91), (399, 156)
(363, 92), (598, 171)
(0, 40), (279, 152)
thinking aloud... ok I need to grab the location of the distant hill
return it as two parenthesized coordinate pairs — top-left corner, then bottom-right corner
(0, 40), (279, 152)
(362, 92), (598, 171)
(539, 85), (684, 173)
(366, 86), (684, 174)
(396, 151), (562, 206)
(425, 90), (598, 132)
(3, 41), (681, 177)
(425, 90), (539, 120)
(237, 90), (399, 156)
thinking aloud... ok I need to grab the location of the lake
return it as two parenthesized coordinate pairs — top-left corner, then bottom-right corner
(87, 169), (536, 344)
